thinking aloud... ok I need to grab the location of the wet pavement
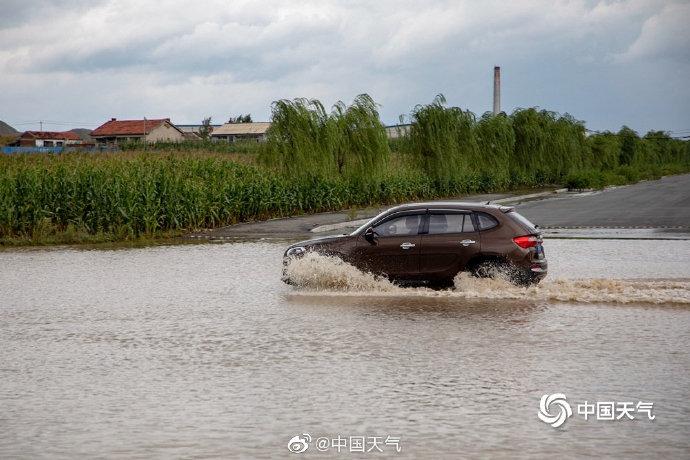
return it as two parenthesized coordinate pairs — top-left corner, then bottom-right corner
(187, 193), (516, 240)
(515, 174), (690, 229)
(188, 174), (690, 241)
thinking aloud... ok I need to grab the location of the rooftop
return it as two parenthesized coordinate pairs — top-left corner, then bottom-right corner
(91, 118), (170, 136)
(212, 122), (271, 136)
(22, 131), (82, 141)
(387, 201), (506, 211)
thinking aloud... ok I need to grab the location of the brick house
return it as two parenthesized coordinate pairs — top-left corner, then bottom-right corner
(91, 118), (185, 145)
(15, 131), (84, 147)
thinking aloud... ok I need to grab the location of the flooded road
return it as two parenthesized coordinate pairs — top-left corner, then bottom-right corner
(1, 239), (690, 458)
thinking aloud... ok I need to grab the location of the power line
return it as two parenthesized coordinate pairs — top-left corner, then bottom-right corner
(10, 120), (101, 127)
(5, 120), (102, 133)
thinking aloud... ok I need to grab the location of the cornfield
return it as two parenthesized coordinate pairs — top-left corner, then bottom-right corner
(0, 152), (448, 242)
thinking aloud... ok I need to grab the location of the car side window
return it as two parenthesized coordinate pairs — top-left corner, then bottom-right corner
(428, 213), (474, 234)
(476, 212), (499, 231)
(462, 214), (475, 232)
(374, 214), (422, 237)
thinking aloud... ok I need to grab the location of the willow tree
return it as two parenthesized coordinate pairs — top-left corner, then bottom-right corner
(260, 94), (389, 183)
(331, 94), (390, 182)
(589, 132), (621, 170)
(510, 109), (589, 184)
(408, 94), (478, 185)
(474, 112), (514, 187)
(260, 98), (337, 178)
(618, 126), (640, 166)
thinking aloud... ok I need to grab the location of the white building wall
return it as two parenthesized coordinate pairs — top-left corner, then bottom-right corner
(35, 138), (80, 147)
(146, 123), (184, 142)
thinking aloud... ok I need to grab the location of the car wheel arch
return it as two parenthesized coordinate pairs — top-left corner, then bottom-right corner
(466, 254), (509, 272)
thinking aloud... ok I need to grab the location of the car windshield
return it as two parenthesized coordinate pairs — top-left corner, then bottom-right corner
(351, 210), (391, 236)
(351, 209), (427, 235)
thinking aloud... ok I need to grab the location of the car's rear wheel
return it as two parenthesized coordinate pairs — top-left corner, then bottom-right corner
(472, 260), (534, 286)
(427, 278), (456, 290)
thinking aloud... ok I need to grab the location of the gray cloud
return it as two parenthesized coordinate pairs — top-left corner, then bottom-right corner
(617, 2), (690, 62)
(1, 0), (689, 133)
(0, 0), (107, 27)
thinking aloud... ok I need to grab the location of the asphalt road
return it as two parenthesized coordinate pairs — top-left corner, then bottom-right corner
(515, 173), (690, 228)
(188, 174), (690, 241)
(188, 192), (514, 240)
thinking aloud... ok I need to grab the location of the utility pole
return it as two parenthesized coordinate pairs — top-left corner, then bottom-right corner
(40, 120), (43, 131)
(143, 117), (147, 151)
(493, 66), (501, 115)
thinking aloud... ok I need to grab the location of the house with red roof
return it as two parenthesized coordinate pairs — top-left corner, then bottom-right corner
(91, 118), (185, 145)
(15, 131), (85, 147)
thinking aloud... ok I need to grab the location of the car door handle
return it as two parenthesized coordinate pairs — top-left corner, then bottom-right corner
(460, 239), (476, 246)
(400, 242), (416, 250)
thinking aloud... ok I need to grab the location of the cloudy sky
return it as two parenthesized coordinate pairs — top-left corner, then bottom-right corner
(1, 0), (689, 134)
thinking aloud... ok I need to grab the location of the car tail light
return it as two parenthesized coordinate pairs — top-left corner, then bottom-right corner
(513, 235), (539, 249)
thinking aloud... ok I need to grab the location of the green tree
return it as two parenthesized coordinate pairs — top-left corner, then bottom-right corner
(618, 126), (639, 166)
(589, 132), (620, 170)
(198, 116), (213, 140)
(408, 94), (478, 185)
(228, 114), (253, 123)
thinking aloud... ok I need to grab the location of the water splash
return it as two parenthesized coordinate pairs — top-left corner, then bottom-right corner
(284, 253), (690, 305)
(285, 252), (397, 291)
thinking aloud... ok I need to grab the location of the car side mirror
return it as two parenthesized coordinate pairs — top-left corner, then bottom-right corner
(364, 226), (378, 245)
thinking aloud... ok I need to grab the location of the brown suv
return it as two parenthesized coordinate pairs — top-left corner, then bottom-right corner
(283, 202), (547, 286)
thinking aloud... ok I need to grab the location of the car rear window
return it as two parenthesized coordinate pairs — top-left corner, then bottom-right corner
(507, 211), (537, 232)
(428, 213), (475, 234)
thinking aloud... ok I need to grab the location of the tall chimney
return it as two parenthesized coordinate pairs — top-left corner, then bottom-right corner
(493, 66), (501, 115)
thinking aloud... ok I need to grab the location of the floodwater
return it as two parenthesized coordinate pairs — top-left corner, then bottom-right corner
(1, 239), (689, 459)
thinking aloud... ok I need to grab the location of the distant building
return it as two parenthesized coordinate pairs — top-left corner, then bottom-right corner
(211, 122), (271, 143)
(384, 124), (411, 139)
(91, 118), (185, 144)
(176, 124), (221, 136)
(14, 131), (84, 147)
(181, 131), (201, 141)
